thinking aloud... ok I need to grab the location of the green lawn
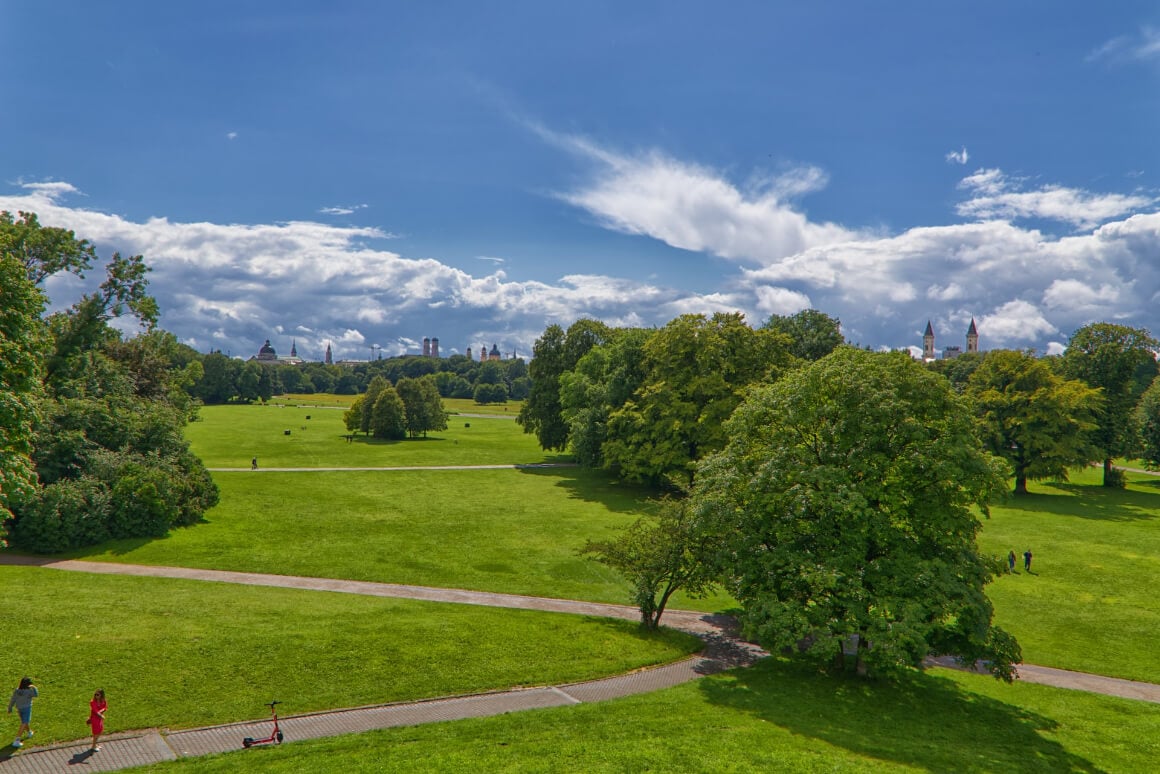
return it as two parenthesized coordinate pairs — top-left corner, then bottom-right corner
(186, 404), (558, 468)
(66, 467), (731, 613)
(0, 566), (698, 745)
(128, 659), (1160, 773)
(977, 466), (1160, 683)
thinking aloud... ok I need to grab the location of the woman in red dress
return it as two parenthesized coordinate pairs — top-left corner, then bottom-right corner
(87, 690), (106, 752)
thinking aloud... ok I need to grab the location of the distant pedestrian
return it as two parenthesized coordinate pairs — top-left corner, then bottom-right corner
(87, 689), (107, 751)
(1007, 551), (1016, 573)
(1023, 550), (1033, 572)
(7, 677), (37, 748)
(251, 457), (258, 471)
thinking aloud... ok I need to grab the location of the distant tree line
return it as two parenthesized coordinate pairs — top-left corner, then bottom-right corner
(187, 351), (529, 405)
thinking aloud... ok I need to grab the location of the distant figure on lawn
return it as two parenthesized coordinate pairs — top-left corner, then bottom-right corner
(1023, 550), (1033, 572)
(251, 457), (258, 471)
(1008, 551), (1017, 573)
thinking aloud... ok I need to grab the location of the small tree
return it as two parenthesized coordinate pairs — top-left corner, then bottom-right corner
(343, 396), (364, 434)
(396, 375), (448, 438)
(370, 385), (407, 440)
(581, 499), (717, 629)
(473, 382), (508, 404)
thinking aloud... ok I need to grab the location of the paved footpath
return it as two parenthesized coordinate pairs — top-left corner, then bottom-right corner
(1, 558), (1157, 772)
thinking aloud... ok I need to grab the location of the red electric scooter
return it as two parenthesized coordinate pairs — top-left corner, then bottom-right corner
(242, 701), (284, 748)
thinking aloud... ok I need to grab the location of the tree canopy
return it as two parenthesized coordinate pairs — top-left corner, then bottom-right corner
(965, 350), (1101, 494)
(693, 348), (1019, 680)
(1061, 323), (1158, 487)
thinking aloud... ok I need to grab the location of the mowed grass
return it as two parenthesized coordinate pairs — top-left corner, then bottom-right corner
(267, 395), (524, 416)
(128, 659), (1160, 773)
(0, 566), (699, 745)
(977, 466), (1160, 684)
(69, 468), (731, 613)
(186, 404), (559, 468)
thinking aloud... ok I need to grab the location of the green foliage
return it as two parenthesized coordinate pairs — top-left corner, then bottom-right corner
(581, 498), (718, 628)
(1136, 377), (1160, 469)
(926, 351), (985, 392)
(695, 348), (1018, 680)
(473, 382), (509, 404)
(0, 252), (47, 527)
(518, 320), (611, 451)
(343, 395), (364, 433)
(965, 349), (1101, 493)
(361, 375), (389, 434)
(1062, 322), (1158, 486)
(602, 312), (789, 487)
(396, 375), (448, 438)
(370, 385), (407, 440)
(762, 308), (844, 361)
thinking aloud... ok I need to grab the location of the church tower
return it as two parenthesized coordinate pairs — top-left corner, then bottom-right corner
(431, 337), (439, 358)
(325, 343), (333, 365)
(923, 321), (935, 360)
(290, 340), (298, 358)
(966, 319), (979, 353)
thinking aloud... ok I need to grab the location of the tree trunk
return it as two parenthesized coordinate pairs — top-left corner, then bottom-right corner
(1013, 475), (1028, 495)
(1103, 458), (1114, 487)
(855, 635), (870, 677)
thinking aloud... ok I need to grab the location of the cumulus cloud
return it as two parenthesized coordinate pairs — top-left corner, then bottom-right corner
(226, 131), (238, 140)
(534, 124), (857, 266)
(956, 168), (1154, 230)
(945, 147), (969, 165)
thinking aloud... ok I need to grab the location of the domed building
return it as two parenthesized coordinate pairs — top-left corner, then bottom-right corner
(249, 339), (304, 366)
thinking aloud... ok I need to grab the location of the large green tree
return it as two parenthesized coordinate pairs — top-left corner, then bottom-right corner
(694, 348), (1019, 680)
(1136, 378), (1160, 470)
(0, 251), (47, 530)
(517, 319), (610, 451)
(966, 350), (1101, 494)
(396, 375), (448, 438)
(602, 313), (788, 487)
(1061, 323), (1158, 487)
(762, 308), (844, 362)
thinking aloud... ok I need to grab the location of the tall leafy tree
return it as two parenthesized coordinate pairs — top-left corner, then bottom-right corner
(370, 385), (407, 440)
(1061, 323), (1158, 487)
(0, 251), (47, 529)
(694, 348), (1019, 680)
(603, 313), (788, 487)
(966, 350), (1101, 494)
(517, 319), (610, 451)
(361, 376), (390, 435)
(1136, 378), (1160, 470)
(396, 375), (448, 438)
(762, 308), (844, 361)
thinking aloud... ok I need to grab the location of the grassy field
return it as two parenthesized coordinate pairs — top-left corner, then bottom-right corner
(129, 659), (1160, 773)
(0, 565), (698, 744)
(266, 394), (524, 416)
(977, 466), (1160, 683)
(68, 468), (731, 612)
(185, 404), (556, 468)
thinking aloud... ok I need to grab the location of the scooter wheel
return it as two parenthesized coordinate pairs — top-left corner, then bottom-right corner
(243, 738), (254, 748)
(276, 731), (284, 743)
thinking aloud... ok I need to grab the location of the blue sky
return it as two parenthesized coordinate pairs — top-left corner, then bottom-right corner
(2, 2), (1159, 360)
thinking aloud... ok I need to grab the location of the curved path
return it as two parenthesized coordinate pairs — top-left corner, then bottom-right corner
(0, 557), (1157, 772)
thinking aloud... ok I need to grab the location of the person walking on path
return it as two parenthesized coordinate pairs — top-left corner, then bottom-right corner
(1023, 549), (1033, 572)
(1007, 550), (1017, 573)
(86, 689), (107, 751)
(7, 677), (38, 747)
(251, 457), (258, 471)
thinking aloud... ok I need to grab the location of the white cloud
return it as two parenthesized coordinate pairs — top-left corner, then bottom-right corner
(753, 286), (811, 317)
(945, 147), (969, 165)
(476, 255), (505, 265)
(536, 125), (857, 267)
(226, 131), (238, 140)
(957, 168), (1153, 229)
(318, 204), (368, 216)
(1087, 27), (1160, 63)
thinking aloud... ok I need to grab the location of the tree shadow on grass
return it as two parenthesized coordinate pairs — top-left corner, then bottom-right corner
(1004, 484), (1160, 523)
(700, 658), (1103, 773)
(516, 466), (659, 514)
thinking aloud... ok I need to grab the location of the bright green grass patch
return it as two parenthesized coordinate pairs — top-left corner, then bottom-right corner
(267, 393), (357, 408)
(0, 566), (698, 745)
(128, 659), (1160, 773)
(186, 404), (559, 468)
(443, 397), (525, 416)
(66, 468), (731, 613)
(978, 466), (1160, 684)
